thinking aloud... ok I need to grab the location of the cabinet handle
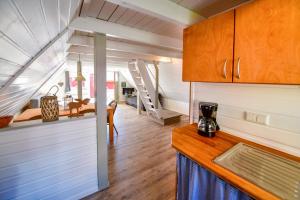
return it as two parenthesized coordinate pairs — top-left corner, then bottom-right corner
(236, 57), (241, 79)
(223, 59), (227, 79)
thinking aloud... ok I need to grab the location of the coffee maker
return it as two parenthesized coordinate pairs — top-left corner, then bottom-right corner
(198, 102), (219, 137)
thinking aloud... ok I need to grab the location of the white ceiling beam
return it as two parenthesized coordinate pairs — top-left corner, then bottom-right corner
(67, 35), (94, 47)
(67, 46), (172, 63)
(67, 53), (129, 64)
(67, 35), (182, 58)
(67, 46), (93, 55)
(106, 0), (205, 26)
(69, 17), (182, 50)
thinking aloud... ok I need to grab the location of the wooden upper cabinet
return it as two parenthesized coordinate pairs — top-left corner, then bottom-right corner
(234, 0), (300, 84)
(182, 11), (234, 82)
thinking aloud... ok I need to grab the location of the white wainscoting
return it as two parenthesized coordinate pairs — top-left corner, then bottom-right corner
(163, 98), (189, 115)
(0, 117), (98, 200)
(191, 83), (300, 156)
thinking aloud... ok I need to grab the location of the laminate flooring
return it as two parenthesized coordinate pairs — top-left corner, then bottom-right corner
(84, 104), (189, 200)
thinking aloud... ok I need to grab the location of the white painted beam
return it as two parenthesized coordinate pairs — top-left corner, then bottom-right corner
(69, 17), (182, 50)
(67, 53), (129, 65)
(67, 46), (172, 63)
(67, 35), (182, 58)
(68, 46), (93, 55)
(106, 0), (205, 26)
(67, 35), (94, 47)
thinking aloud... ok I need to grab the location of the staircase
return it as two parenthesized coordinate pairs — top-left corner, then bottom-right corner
(128, 59), (181, 125)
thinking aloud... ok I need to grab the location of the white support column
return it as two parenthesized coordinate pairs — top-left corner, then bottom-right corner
(154, 62), (159, 109)
(94, 33), (109, 190)
(137, 91), (142, 115)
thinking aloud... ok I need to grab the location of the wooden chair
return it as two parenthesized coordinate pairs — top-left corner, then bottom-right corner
(107, 100), (118, 135)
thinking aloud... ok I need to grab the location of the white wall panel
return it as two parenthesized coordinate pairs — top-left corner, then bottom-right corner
(191, 83), (300, 156)
(13, 0), (50, 47)
(147, 61), (189, 102)
(98, 1), (118, 20)
(0, 117), (98, 200)
(0, 59), (21, 77)
(0, 0), (80, 118)
(0, 0), (40, 56)
(41, 0), (60, 39)
(59, 0), (71, 31)
(0, 33), (29, 65)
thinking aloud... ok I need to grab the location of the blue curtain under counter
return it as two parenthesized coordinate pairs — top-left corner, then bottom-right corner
(176, 153), (253, 200)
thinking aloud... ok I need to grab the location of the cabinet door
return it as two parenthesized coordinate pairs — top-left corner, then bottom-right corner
(234, 0), (300, 84)
(182, 11), (234, 82)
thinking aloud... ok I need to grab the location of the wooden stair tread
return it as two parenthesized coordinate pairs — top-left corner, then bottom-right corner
(159, 109), (182, 119)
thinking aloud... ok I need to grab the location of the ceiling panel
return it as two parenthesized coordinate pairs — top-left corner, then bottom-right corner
(97, 1), (118, 20)
(86, 0), (105, 18)
(41, 0), (59, 39)
(142, 18), (163, 32)
(177, 0), (216, 11)
(78, 0), (249, 39)
(0, 0), (80, 117)
(170, 0), (250, 17)
(107, 6), (127, 22)
(13, 0), (50, 48)
(59, 0), (72, 31)
(0, 33), (29, 65)
(80, 0), (184, 39)
(0, 60), (21, 76)
(124, 12), (145, 27)
(133, 15), (155, 29)
(115, 9), (137, 25)
(0, 1), (40, 56)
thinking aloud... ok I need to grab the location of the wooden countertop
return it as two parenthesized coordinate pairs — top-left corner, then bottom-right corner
(172, 124), (300, 200)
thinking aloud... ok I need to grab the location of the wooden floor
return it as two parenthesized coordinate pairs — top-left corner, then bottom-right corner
(84, 104), (189, 200)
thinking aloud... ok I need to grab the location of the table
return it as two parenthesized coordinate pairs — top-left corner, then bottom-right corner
(14, 104), (115, 142)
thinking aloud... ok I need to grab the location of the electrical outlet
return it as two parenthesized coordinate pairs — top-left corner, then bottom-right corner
(245, 111), (270, 125)
(245, 112), (257, 122)
(256, 114), (270, 125)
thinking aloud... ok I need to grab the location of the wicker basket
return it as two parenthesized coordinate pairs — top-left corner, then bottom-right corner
(40, 86), (59, 122)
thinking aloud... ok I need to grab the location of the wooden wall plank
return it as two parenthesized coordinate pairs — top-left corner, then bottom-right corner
(133, 15), (155, 29)
(98, 1), (118, 20)
(0, 117), (98, 199)
(0, 1), (40, 56)
(125, 12), (146, 27)
(108, 6), (127, 22)
(13, 0), (50, 48)
(0, 33), (29, 65)
(86, 0), (105, 18)
(115, 9), (137, 25)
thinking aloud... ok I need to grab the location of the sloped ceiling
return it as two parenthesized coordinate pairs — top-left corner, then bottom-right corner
(0, 0), (80, 116)
(0, 0), (251, 117)
(169, 0), (250, 17)
(79, 0), (185, 39)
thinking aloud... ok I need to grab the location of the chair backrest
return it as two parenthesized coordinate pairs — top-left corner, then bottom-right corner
(108, 100), (117, 114)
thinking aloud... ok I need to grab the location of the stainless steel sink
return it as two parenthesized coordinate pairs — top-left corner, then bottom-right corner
(214, 143), (300, 200)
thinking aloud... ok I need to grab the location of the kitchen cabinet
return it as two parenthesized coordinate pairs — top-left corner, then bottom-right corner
(234, 0), (300, 84)
(183, 0), (300, 84)
(182, 11), (234, 82)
